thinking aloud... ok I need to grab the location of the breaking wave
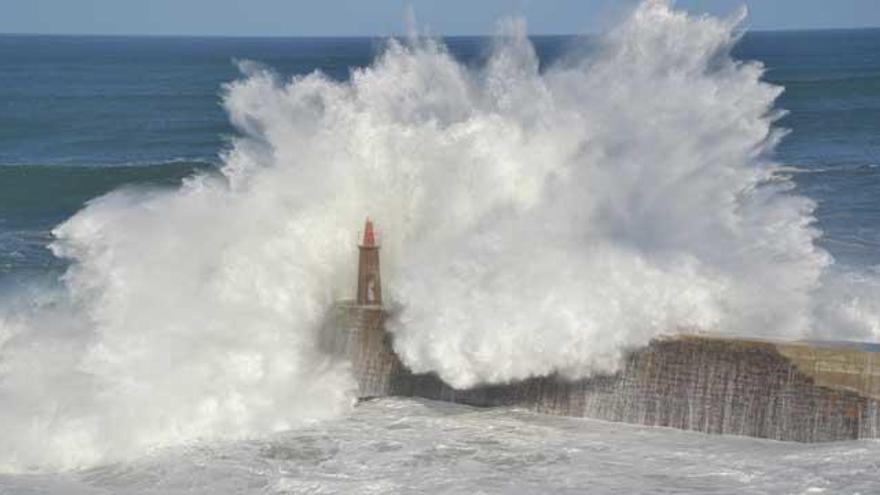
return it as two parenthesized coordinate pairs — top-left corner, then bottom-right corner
(1, 0), (879, 472)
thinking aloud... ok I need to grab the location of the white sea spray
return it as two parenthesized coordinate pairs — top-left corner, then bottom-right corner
(0, 0), (878, 472)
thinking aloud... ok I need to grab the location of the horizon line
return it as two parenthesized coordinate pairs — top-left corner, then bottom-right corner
(2, 25), (880, 39)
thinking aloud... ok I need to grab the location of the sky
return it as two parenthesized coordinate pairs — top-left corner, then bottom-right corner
(1, 0), (879, 36)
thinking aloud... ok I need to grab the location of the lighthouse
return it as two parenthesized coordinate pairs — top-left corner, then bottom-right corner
(356, 218), (382, 306)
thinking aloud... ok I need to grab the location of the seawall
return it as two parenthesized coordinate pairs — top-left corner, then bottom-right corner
(324, 303), (880, 442)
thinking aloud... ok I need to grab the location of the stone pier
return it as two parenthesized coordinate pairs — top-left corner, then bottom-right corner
(326, 220), (880, 442)
(326, 304), (880, 442)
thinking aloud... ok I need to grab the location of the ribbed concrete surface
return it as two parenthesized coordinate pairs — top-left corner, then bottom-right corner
(327, 304), (880, 442)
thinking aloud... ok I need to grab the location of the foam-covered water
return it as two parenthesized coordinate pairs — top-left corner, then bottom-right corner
(1, 0), (880, 476)
(2, 398), (878, 494)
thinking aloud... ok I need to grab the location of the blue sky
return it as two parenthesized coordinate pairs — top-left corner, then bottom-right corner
(2, 0), (879, 36)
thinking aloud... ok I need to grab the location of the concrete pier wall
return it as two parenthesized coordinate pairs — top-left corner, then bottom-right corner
(327, 304), (880, 442)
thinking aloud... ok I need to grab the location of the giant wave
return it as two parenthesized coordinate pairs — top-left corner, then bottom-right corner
(1, 0), (879, 472)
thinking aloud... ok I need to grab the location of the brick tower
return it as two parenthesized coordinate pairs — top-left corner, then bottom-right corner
(356, 218), (382, 306)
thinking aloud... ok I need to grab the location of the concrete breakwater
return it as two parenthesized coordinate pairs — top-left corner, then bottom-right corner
(327, 220), (880, 442)
(324, 303), (880, 442)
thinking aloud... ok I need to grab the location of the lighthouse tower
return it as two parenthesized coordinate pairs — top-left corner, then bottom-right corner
(356, 218), (382, 306)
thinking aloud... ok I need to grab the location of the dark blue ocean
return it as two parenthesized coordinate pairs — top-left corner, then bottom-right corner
(1, 30), (879, 279)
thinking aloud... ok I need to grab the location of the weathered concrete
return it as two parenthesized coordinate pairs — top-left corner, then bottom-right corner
(327, 304), (880, 442)
(323, 302), (397, 397)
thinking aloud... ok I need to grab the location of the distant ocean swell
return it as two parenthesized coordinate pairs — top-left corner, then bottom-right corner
(0, 160), (214, 212)
(0, 161), (213, 277)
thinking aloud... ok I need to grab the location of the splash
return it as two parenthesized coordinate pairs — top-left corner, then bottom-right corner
(385, 4), (829, 386)
(1, 0), (878, 472)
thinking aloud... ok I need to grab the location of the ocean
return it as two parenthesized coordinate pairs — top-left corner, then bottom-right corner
(1, 4), (880, 492)
(2, 398), (879, 494)
(1, 30), (879, 280)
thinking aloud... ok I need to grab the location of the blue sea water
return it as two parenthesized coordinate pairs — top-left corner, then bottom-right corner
(2, 28), (880, 493)
(0, 30), (879, 279)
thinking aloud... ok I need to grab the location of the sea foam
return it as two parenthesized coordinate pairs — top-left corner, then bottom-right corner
(0, 0), (878, 472)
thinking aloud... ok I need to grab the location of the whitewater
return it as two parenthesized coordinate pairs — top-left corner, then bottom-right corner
(1, 0), (879, 487)
(2, 397), (879, 494)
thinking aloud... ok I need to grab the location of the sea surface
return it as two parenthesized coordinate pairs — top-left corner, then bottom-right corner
(1, 31), (880, 281)
(1, 398), (879, 494)
(2, 30), (880, 493)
